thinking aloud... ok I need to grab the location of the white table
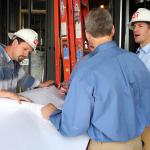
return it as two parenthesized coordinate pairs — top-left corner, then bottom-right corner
(0, 98), (89, 150)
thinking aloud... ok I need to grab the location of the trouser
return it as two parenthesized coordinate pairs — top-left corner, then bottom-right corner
(141, 128), (150, 150)
(87, 136), (142, 150)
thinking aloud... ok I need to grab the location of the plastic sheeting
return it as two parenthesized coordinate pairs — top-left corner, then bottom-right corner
(0, 98), (89, 150)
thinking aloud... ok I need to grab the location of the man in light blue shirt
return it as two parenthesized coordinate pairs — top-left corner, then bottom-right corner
(136, 44), (150, 70)
(41, 8), (150, 150)
(129, 7), (150, 150)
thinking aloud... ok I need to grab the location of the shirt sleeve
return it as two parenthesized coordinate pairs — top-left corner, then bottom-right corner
(17, 66), (40, 90)
(50, 73), (94, 137)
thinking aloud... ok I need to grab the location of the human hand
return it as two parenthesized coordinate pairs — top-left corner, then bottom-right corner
(38, 80), (54, 88)
(0, 89), (32, 103)
(17, 95), (32, 104)
(41, 103), (57, 120)
(8, 92), (32, 104)
(58, 82), (68, 94)
(10, 93), (32, 104)
(147, 125), (150, 131)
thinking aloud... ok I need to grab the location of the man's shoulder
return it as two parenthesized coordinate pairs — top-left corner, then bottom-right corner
(0, 44), (6, 63)
(117, 51), (149, 72)
(0, 53), (5, 65)
(117, 50), (138, 60)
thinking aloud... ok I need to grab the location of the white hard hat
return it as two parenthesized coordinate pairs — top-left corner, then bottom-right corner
(8, 29), (39, 50)
(129, 8), (150, 30)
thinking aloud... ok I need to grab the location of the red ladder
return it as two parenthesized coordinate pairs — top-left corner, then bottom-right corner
(54, 0), (89, 85)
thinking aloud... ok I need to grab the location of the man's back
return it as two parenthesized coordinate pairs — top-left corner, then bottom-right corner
(50, 41), (150, 142)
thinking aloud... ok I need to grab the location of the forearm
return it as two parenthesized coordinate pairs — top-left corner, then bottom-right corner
(41, 103), (57, 119)
(0, 89), (32, 103)
(147, 125), (150, 130)
(38, 80), (54, 88)
(0, 89), (16, 99)
(18, 74), (40, 90)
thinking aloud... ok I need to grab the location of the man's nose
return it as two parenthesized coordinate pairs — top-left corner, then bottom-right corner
(133, 25), (139, 32)
(24, 51), (30, 57)
(133, 28), (138, 34)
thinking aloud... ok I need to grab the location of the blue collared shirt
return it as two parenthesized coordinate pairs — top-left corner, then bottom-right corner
(137, 43), (150, 71)
(68, 53), (92, 86)
(50, 41), (150, 142)
(0, 44), (40, 92)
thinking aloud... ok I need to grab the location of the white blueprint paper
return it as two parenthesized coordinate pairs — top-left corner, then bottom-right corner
(0, 99), (89, 150)
(20, 86), (64, 108)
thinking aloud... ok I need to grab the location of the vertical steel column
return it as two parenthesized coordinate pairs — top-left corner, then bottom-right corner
(45, 0), (55, 81)
(144, 0), (147, 7)
(7, 0), (10, 44)
(28, 0), (31, 74)
(119, 0), (123, 48)
(28, 0), (31, 28)
(0, 0), (2, 42)
(111, 0), (122, 47)
(125, 0), (129, 50)
(19, 0), (22, 29)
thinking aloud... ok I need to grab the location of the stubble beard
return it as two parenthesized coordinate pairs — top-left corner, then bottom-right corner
(17, 56), (26, 62)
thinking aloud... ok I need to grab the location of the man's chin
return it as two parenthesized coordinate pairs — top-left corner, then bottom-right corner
(18, 59), (24, 63)
(18, 57), (25, 62)
(134, 39), (141, 44)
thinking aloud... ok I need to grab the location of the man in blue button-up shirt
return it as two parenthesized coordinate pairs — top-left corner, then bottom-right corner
(129, 8), (150, 150)
(41, 8), (150, 150)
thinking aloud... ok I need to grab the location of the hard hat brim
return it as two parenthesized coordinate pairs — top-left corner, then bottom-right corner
(8, 33), (15, 39)
(8, 32), (37, 52)
(128, 20), (150, 30)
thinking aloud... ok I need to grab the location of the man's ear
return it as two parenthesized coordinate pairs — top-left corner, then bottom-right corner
(85, 31), (93, 41)
(12, 39), (19, 47)
(111, 25), (115, 36)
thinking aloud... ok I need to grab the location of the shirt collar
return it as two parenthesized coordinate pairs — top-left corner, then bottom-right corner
(91, 41), (117, 55)
(137, 43), (150, 54)
(0, 44), (12, 63)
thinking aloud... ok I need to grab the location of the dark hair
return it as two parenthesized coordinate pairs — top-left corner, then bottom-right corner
(85, 8), (113, 38)
(131, 21), (150, 29)
(145, 22), (150, 29)
(9, 37), (25, 45)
